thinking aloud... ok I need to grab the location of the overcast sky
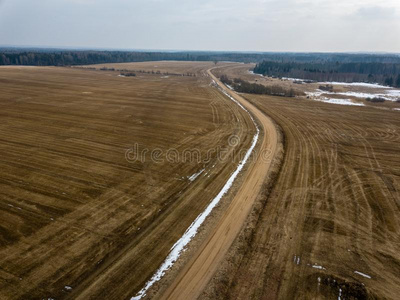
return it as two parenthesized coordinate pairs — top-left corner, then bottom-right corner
(0, 0), (399, 52)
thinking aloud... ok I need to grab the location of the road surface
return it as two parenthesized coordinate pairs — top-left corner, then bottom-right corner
(160, 68), (279, 300)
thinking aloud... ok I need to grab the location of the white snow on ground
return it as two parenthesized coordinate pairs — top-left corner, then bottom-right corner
(306, 91), (365, 106)
(387, 89), (400, 97)
(394, 108), (400, 111)
(188, 169), (205, 182)
(354, 271), (372, 279)
(226, 84), (234, 90)
(320, 98), (365, 106)
(330, 91), (399, 101)
(248, 70), (263, 77)
(306, 90), (324, 97)
(306, 89), (400, 103)
(276, 79), (388, 88)
(319, 81), (389, 89)
(282, 77), (308, 82)
(311, 264), (326, 270)
(131, 78), (260, 300)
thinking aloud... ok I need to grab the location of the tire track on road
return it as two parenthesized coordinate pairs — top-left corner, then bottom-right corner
(158, 68), (279, 300)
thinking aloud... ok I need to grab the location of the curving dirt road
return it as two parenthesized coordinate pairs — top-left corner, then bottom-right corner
(160, 69), (279, 300)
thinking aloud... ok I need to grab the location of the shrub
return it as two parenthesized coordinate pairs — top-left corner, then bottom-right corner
(121, 72), (136, 77)
(366, 97), (386, 103)
(220, 74), (232, 85)
(319, 85), (334, 92)
(231, 78), (302, 97)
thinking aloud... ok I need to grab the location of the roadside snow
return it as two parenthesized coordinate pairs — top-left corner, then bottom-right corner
(131, 77), (260, 300)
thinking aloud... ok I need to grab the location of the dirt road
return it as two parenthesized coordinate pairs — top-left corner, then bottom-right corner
(0, 65), (255, 300)
(160, 69), (278, 300)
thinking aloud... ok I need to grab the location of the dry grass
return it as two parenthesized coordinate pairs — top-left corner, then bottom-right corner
(0, 65), (255, 299)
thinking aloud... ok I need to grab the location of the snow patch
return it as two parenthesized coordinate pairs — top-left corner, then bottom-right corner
(306, 92), (365, 106)
(307, 85), (400, 102)
(321, 98), (365, 106)
(319, 81), (389, 89)
(282, 77), (309, 83)
(387, 89), (400, 97)
(188, 169), (205, 182)
(354, 271), (371, 279)
(312, 264), (326, 270)
(331, 91), (399, 101)
(248, 70), (263, 77)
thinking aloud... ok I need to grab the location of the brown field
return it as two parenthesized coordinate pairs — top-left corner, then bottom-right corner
(1, 61), (400, 300)
(201, 66), (400, 299)
(0, 64), (256, 299)
(82, 61), (229, 77)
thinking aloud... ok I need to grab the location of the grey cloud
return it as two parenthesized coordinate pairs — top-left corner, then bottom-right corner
(0, 0), (399, 52)
(353, 6), (397, 19)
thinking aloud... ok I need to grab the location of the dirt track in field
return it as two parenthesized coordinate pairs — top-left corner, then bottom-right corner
(157, 69), (278, 300)
(2, 62), (399, 300)
(201, 66), (400, 300)
(0, 64), (256, 299)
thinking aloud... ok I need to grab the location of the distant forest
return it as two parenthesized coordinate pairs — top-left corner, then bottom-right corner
(1, 48), (400, 67)
(2, 48), (400, 87)
(254, 61), (400, 87)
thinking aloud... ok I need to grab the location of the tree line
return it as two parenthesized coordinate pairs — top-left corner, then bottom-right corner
(1, 48), (400, 67)
(220, 75), (301, 97)
(254, 61), (400, 87)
